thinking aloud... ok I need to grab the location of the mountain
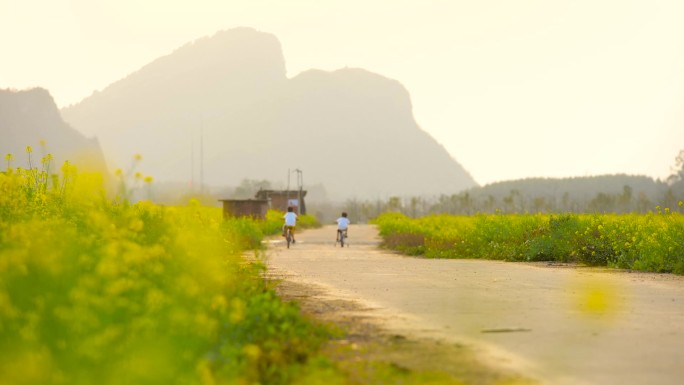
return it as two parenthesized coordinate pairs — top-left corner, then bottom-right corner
(472, 174), (666, 201)
(61, 27), (477, 200)
(0, 88), (107, 174)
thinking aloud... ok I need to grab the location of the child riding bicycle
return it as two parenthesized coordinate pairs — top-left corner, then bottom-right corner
(336, 212), (350, 241)
(283, 206), (298, 243)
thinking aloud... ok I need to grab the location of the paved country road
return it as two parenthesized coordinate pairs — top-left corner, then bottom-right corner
(265, 224), (684, 385)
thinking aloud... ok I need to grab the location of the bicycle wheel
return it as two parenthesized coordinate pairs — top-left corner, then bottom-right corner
(286, 229), (291, 248)
(340, 232), (345, 247)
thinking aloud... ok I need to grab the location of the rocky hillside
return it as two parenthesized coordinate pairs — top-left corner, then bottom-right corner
(61, 27), (476, 200)
(1, 88), (107, 174)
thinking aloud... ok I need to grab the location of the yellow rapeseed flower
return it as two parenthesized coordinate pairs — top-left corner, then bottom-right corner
(61, 160), (71, 174)
(129, 219), (144, 232)
(243, 344), (261, 361)
(25, 146), (32, 153)
(145, 289), (166, 311)
(229, 298), (245, 324)
(211, 295), (228, 311)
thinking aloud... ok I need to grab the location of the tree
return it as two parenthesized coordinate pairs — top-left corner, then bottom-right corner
(459, 192), (474, 215)
(233, 179), (272, 199)
(533, 197), (547, 213)
(483, 195), (496, 213)
(663, 188), (678, 211)
(637, 192), (652, 213)
(618, 185), (633, 213)
(667, 149), (684, 184)
(589, 192), (616, 213)
(387, 196), (402, 212)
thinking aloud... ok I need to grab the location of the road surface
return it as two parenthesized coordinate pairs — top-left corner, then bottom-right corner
(265, 224), (684, 385)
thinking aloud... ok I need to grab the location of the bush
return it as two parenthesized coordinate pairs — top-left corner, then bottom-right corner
(524, 214), (583, 262)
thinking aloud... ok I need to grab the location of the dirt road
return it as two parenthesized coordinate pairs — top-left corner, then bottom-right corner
(265, 224), (684, 385)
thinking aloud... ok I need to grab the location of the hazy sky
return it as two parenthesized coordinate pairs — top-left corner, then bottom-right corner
(2, 0), (684, 185)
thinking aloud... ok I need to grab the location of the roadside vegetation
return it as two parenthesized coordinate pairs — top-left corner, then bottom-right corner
(372, 208), (684, 274)
(0, 152), (337, 385)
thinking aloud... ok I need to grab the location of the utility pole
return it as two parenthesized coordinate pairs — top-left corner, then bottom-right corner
(287, 168), (291, 190)
(286, 168), (291, 209)
(294, 168), (303, 215)
(190, 134), (194, 191)
(200, 117), (204, 195)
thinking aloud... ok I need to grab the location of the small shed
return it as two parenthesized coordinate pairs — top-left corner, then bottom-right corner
(219, 199), (269, 219)
(255, 189), (307, 215)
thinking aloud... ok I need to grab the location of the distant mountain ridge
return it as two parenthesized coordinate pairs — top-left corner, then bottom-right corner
(0, 88), (107, 174)
(61, 27), (477, 200)
(424, 173), (684, 214)
(474, 174), (665, 199)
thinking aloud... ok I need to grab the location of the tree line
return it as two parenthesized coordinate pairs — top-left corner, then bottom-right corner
(338, 150), (684, 222)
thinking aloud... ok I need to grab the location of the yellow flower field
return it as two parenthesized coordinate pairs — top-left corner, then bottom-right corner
(373, 208), (684, 274)
(0, 162), (328, 385)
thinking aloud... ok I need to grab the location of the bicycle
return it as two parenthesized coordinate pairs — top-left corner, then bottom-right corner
(336, 229), (348, 247)
(284, 226), (294, 248)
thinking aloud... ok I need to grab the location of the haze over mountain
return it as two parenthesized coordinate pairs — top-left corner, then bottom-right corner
(0, 88), (107, 174)
(61, 27), (477, 200)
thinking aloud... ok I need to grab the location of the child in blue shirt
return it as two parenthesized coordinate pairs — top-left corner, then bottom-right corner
(283, 206), (298, 243)
(336, 212), (350, 241)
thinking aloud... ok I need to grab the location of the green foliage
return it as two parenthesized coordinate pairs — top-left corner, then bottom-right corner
(232, 178), (272, 199)
(374, 212), (428, 255)
(524, 214), (583, 262)
(261, 209), (288, 235)
(0, 163), (331, 384)
(223, 215), (267, 251)
(259, 210), (321, 237)
(297, 213), (321, 229)
(373, 208), (684, 274)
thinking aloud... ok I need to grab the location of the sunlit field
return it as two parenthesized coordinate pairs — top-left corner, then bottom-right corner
(373, 208), (684, 274)
(0, 155), (330, 385)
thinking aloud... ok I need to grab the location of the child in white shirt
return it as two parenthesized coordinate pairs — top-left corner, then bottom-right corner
(336, 212), (350, 241)
(283, 206), (298, 243)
